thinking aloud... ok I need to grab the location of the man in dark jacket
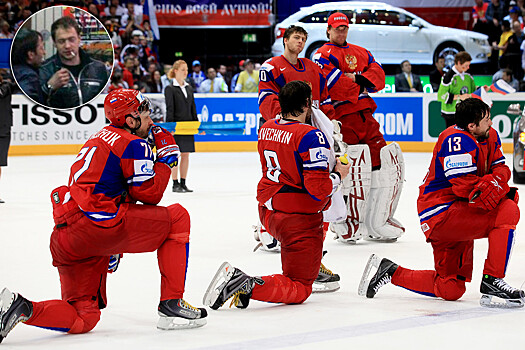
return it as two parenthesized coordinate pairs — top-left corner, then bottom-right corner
(11, 29), (46, 104)
(40, 17), (109, 109)
(0, 73), (17, 203)
(394, 60), (423, 92)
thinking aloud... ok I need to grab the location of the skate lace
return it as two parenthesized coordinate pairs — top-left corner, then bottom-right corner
(179, 299), (199, 312)
(229, 291), (245, 308)
(373, 274), (392, 293)
(319, 263), (334, 277)
(494, 278), (519, 293)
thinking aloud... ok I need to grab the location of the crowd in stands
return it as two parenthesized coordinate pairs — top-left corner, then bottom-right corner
(4, 0), (525, 94)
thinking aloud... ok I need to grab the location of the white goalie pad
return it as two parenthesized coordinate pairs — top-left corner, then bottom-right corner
(365, 142), (405, 241)
(330, 144), (372, 243)
(253, 222), (281, 252)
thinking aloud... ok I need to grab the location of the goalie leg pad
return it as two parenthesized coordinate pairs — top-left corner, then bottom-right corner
(332, 144), (372, 243)
(253, 222), (281, 252)
(365, 142), (405, 241)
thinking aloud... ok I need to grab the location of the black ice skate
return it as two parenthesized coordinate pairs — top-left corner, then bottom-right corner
(312, 251), (341, 293)
(480, 275), (525, 309)
(358, 254), (398, 298)
(157, 298), (207, 330)
(203, 262), (261, 310)
(0, 288), (33, 343)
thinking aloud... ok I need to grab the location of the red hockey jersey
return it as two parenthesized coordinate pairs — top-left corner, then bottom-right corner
(314, 42), (385, 117)
(417, 126), (509, 238)
(257, 119), (334, 214)
(68, 125), (171, 227)
(258, 55), (335, 121)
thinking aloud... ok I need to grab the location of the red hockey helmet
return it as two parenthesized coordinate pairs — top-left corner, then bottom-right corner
(104, 89), (151, 127)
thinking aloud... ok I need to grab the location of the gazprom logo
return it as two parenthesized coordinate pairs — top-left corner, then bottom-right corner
(444, 154), (472, 170)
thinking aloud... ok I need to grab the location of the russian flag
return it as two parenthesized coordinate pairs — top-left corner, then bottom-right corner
(490, 79), (516, 95)
(471, 87), (492, 107)
(144, 0), (160, 40)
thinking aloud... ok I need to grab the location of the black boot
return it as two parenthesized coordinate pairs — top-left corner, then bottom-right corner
(0, 288), (33, 343)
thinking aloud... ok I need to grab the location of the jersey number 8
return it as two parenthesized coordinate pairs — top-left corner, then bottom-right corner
(263, 150), (281, 183)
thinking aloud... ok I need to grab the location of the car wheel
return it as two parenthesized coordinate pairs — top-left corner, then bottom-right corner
(434, 42), (464, 69)
(306, 41), (328, 61)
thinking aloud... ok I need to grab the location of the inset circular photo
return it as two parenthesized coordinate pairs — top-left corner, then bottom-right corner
(10, 6), (113, 109)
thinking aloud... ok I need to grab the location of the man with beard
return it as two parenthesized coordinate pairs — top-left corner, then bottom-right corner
(360, 98), (524, 309)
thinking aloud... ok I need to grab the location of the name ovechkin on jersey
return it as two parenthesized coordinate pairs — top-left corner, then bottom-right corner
(259, 127), (293, 144)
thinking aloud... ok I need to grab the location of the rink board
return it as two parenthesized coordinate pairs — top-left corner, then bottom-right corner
(8, 92), (523, 156)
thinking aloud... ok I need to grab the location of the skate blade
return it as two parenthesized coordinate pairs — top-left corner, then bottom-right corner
(480, 294), (525, 309)
(202, 262), (234, 309)
(312, 281), (340, 293)
(0, 288), (14, 317)
(358, 254), (380, 296)
(157, 315), (207, 330)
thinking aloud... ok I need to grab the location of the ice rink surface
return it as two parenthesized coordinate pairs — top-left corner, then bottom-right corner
(0, 152), (524, 349)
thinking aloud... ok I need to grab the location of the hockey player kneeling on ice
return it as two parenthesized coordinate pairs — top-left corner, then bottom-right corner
(358, 98), (525, 308)
(0, 89), (207, 344)
(253, 223), (341, 293)
(204, 81), (350, 309)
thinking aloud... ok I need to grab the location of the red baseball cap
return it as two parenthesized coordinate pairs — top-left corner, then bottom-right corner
(328, 12), (349, 28)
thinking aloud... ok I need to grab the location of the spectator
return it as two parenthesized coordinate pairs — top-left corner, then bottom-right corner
(504, 5), (523, 25)
(120, 30), (142, 63)
(104, 19), (122, 48)
(108, 71), (125, 92)
(394, 60), (423, 92)
(121, 56), (135, 88)
(0, 20), (13, 39)
(217, 64), (231, 91)
(11, 29), (46, 104)
(105, 5), (122, 25)
(40, 16), (109, 108)
(198, 67), (228, 93)
(160, 63), (172, 93)
(105, 0), (126, 17)
(0, 73), (16, 204)
(231, 60), (244, 92)
(235, 59), (259, 92)
(87, 3), (103, 21)
(147, 70), (162, 93)
(165, 60), (198, 193)
(513, 20), (525, 45)
(501, 67), (520, 90)
(429, 56), (446, 92)
(437, 51), (478, 127)
(492, 20), (514, 58)
(472, 0), (489, 33)
(189, 60), (206, 91)
(121, 1), (142, 28)
(142, 20), (155, 50)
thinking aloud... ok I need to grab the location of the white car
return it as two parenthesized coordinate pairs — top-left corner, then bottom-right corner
(271, 1), (491, 67)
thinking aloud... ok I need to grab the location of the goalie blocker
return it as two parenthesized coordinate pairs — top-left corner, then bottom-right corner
(330, 142), (405, 243)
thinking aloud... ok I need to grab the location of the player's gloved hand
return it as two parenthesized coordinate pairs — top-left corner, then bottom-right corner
(469, 173), (509, 211)
(151, 126), (180, 168)
(108, 254), (122, 273)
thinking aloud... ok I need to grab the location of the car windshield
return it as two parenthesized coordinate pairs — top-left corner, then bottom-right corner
(299, 9), (414, 26)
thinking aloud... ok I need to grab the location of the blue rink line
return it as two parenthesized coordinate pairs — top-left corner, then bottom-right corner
(195, 307), (514, 350)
